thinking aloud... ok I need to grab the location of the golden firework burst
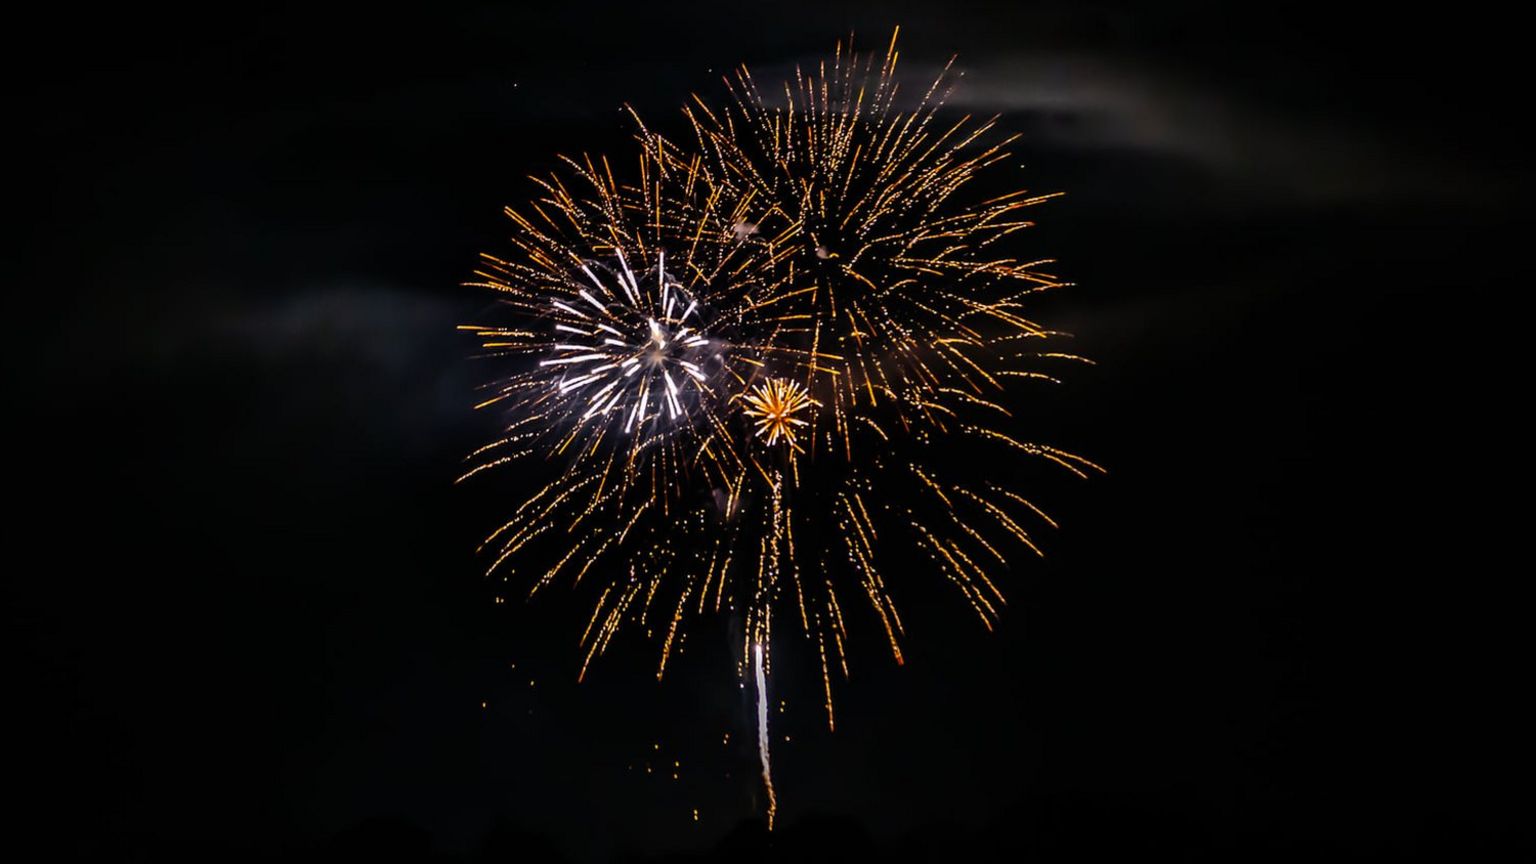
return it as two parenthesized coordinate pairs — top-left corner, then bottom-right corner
(742, 378), (818, 449)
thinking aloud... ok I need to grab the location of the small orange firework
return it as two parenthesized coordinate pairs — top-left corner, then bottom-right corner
(741, 378), (817, 449)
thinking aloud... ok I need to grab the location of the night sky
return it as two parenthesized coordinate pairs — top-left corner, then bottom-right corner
(13, 2), (1527, 860)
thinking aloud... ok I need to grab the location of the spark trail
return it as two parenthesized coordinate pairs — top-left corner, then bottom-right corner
(753, 642), (777, 831)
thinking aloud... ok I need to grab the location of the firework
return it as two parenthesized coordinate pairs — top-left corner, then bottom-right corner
(741, 378), (817, 449)
(638, 27), (1106, 717)
(460, 28), (1102, 825)
(541, 252), (715, 432)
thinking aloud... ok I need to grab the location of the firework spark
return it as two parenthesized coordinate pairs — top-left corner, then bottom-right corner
(460, 28), (1103, 825)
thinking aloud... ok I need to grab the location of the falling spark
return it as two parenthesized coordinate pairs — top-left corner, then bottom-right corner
(753, 642), (777, 831)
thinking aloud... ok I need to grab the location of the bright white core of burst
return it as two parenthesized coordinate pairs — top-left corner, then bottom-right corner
(539, 252), (715, 433)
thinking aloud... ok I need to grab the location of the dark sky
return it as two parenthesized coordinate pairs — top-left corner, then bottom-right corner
(13, 2), (1527, 860)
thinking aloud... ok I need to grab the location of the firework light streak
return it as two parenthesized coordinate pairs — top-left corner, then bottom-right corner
(459, 28), (1103, 826)
(753, 642), (777, 831)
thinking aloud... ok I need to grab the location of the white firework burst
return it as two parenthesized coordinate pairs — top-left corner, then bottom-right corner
(541, 249), (719, 434)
